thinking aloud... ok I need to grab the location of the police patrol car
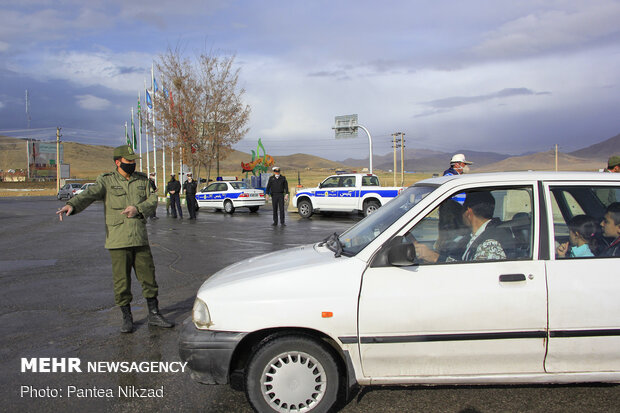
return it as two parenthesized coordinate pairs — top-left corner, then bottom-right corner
(195, 180), (265, 214)
(293, 173), (404, 218)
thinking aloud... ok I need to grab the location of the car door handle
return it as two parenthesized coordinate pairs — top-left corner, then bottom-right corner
(499, 273), (526, 282)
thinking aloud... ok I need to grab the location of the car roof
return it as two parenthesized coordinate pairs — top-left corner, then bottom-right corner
(416, 171), (619, 186)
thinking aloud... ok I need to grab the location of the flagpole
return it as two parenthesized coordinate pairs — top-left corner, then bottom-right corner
(144, 80), (150, 175)
(131, 106), (136, 156)
(125, 122), (128, 146)
(151, 63), (158, 190)
(137, 93), (143, 172)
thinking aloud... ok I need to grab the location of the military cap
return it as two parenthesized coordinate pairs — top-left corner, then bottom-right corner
(608, 155), (620, 169)
(113, 145), (140, 160)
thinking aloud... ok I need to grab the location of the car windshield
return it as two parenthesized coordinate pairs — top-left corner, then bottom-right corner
(71, 184), (82, 188)
(338, 185), (437, 255)
(230, 182), (248, 189)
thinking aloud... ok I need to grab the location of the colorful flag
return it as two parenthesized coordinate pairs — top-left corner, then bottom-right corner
(125, 122), (130, 146)
(132, 115), (137, 150)
(137, 97), (142, 133)
(153, 77), (159, 93)
(146, 90), (152, 109)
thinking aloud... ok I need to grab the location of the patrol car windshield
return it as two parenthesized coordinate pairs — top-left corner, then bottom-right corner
(230, 182), (248, 190)
(338, 185), (437, 255)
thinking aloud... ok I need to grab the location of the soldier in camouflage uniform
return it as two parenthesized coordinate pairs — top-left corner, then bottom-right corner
(56, 145), (174, 333)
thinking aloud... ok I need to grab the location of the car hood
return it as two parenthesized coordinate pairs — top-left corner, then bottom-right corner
(198, 243), (335, 292)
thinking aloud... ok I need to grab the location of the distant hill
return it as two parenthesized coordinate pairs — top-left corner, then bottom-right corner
(0, 136), (348, 179)
(343, 148), (511, 173)
(569, 133), (620, 161)
(476, 150), (602, 172)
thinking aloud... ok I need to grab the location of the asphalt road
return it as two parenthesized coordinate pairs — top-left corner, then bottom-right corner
(1, 196), (619, 413)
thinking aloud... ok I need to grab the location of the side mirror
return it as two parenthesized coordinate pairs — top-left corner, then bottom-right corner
(370, 236), (416, 267)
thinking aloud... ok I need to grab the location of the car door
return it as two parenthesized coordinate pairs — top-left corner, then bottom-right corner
(314, 176), (341, 210)
(544, 182), (620, 373)
(329, 175), (358, 210)
(358, 183), (548, 378)
(196, 183), (220, 208)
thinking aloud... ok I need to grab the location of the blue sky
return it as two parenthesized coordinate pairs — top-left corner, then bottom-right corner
(1, 0), (620, 160)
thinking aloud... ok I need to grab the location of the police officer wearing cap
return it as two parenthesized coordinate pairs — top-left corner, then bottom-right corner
(265, 166), (289, 226)
(56, 145), (174, 333)
(444, 153), (473, 176)
(182, 172), (198, 220)
(166, 173), (183, 219)
(607, 155), (620, 173)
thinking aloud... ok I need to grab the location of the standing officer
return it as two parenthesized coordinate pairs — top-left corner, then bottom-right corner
(265, 166), (289, 226)
(166, 173), (183, 219)
(443, 153), (473, 176)
(56, 145), (174, 333)
(183, 172), (198, 220)
(148, 172), (159, 220)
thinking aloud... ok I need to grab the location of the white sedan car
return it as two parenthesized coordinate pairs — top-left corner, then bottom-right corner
(180, 172), (620, 413)
(195, 181), (265, 214)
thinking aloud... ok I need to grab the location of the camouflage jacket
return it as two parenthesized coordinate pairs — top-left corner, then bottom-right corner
(67, 170), (157, 249)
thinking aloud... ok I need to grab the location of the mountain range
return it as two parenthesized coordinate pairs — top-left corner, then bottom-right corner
(1, 132), (618, 177)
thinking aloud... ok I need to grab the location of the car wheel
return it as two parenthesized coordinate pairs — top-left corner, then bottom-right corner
(249, 206), (259, 213)
(224, 200), (235, 214)
(57, 194), (62, 200)
(363, 200), (380, 217)
(245, 335), (341, 413)
(298, 199), (313, 218)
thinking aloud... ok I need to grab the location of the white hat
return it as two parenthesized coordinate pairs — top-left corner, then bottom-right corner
(450, 153), (473, 164)
(272, 166), (280, 171)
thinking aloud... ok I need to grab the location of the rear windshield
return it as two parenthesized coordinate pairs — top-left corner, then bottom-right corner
(230, 182), (248, 189)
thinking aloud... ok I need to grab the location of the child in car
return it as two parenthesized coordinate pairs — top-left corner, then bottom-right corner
(556, 214), (598, 258)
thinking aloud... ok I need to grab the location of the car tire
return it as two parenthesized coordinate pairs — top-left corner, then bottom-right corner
(57, 194), (62, 200)
(224, 200), (235, 214)
(249, 206), (259, 213)
(363, 200), (380, 217)
(298, 199), (313, 218)
(245, 335), (341, 413)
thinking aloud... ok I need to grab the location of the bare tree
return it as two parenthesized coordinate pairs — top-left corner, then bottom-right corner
(154, 47), (250, 181)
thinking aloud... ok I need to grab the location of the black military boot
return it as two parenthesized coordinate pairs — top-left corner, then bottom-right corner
(120, 305), (133, 333)
(146, 297), (174, 328)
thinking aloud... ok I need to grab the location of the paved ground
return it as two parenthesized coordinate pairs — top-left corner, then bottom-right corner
(1, 196), (619, 413)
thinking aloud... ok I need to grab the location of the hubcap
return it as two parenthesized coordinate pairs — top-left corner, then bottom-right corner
(299, 204), (310, 216)
(260, 351), (326, 412)
(366, 205), (377, 215)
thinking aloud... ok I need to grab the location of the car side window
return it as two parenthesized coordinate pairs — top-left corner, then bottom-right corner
(217, 183), (228, 191)
(550, 185), (620, 259)
(321, 177), (340, 188)
(205, 183), (218, 192)
(408, 186), (534, 265)
(362, 176), (380, 186)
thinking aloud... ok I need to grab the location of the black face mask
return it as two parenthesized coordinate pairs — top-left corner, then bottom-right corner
(119, 162), (136, 175)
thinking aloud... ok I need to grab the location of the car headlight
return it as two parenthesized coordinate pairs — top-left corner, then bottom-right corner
(192, 297), (212, 329)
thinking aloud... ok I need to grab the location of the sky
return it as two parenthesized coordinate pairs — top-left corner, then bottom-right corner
(1, 0), (620, 161)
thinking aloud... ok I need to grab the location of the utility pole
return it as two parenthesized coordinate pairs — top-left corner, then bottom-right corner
(400, 132), (405, 186)
(392, 133), (398, 186)
(56, 127), (61, 194)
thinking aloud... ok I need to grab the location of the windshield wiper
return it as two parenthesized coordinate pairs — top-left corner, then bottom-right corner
(320, 232), (343, 257)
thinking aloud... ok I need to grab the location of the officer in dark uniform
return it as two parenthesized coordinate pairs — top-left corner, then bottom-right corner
(265, 166), (289, 226)
(166, 173), (183, 219)
(183, 173), (198, 220)
(148, 172), (159, 220)
(56, 145), (174, 333)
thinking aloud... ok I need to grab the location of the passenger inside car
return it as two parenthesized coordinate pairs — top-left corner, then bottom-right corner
(599, 202), (620, 257)
(556, 214), (598, 258)
(414, 190), (517, 263)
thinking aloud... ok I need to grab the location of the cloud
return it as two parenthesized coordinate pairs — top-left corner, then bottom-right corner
(420, 88), (546, 110)
(473, 1), (620, 58)
(76, 94), (111, 110)
(23, 50), (152, 92)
